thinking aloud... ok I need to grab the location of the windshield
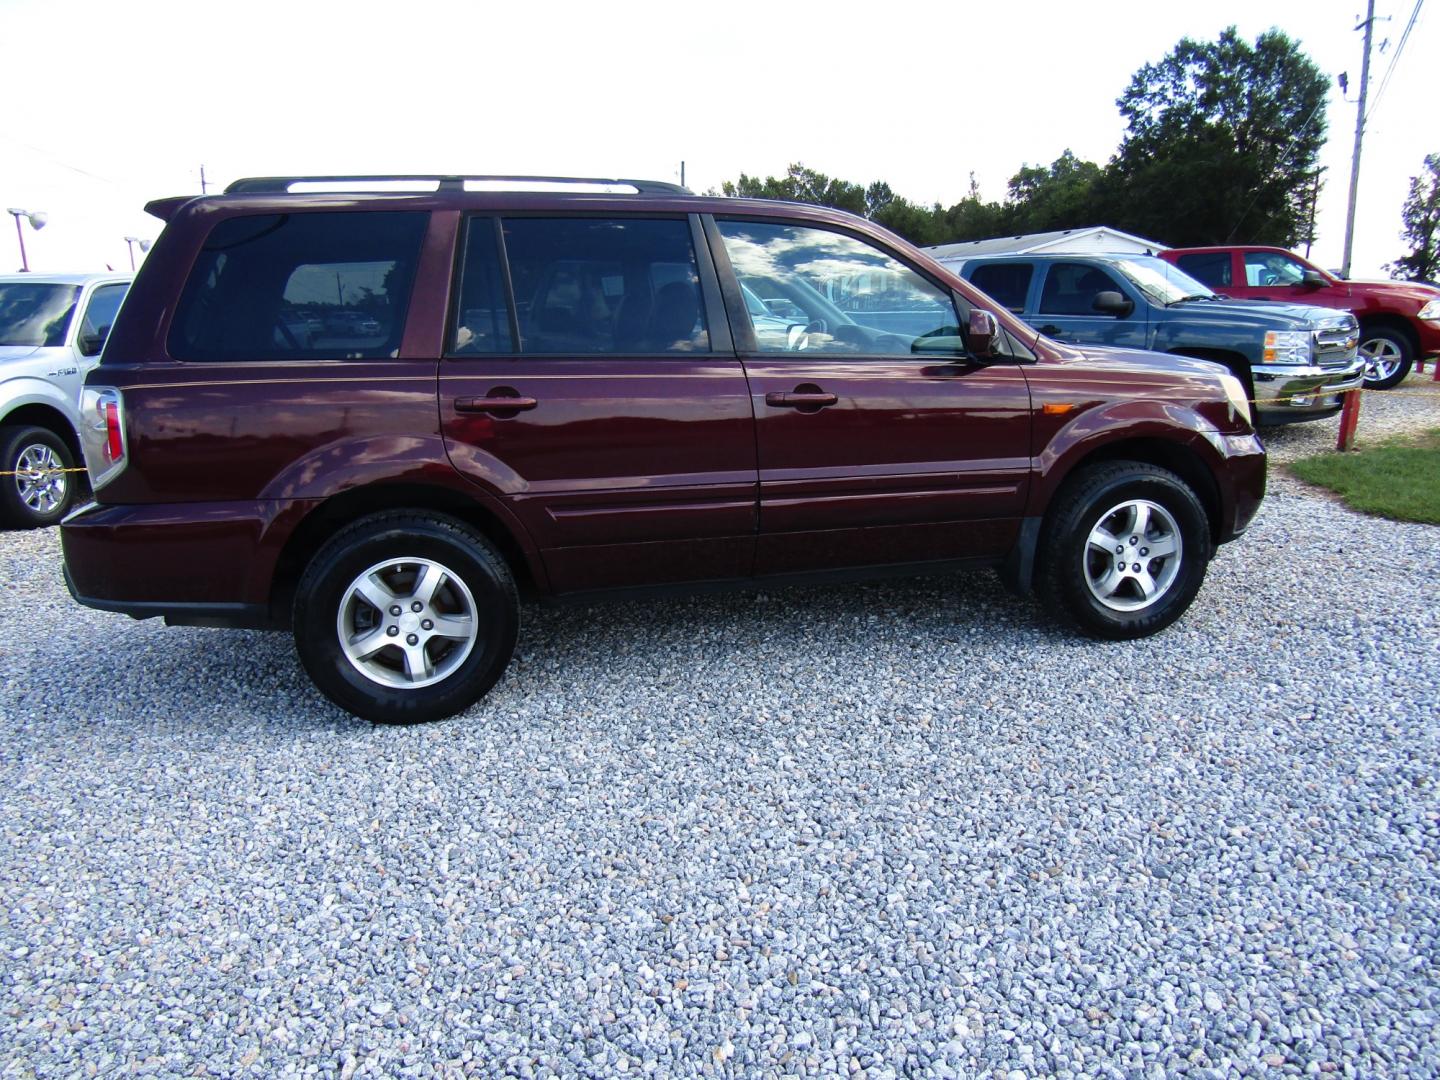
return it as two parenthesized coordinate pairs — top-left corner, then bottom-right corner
(1107, 256), (1216, 306)
(0, 283), (81, 347)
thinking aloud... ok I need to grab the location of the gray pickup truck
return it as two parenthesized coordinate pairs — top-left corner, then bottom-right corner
(934, 251), (1362, 426)
(0, 272), (132, 527)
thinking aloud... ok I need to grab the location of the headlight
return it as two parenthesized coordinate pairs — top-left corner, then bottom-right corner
(1262, 330), (1313, 364)
(1219, 373), (1252, 426)
(1419, 299), (1440, 321)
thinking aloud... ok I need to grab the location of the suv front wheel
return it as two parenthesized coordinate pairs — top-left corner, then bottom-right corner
(293, 512), (519, 723)
(0, 425), (79, 529)
(1038, 462), (1212, 639)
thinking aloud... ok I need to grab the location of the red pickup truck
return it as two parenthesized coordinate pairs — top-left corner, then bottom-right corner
(1160, 245), (1440, 390)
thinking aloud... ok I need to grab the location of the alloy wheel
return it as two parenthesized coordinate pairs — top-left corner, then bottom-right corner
(1083, 499), (1183, 612)
(14, 444), (68, 515)
(336, 557), (479, 689)
(1360, 337), (1403, 383)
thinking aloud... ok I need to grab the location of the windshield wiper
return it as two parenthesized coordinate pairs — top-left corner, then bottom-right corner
(1169, 293), (1221, 305)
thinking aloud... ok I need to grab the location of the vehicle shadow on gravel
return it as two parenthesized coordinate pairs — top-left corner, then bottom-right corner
(44, 568), (1065, 735)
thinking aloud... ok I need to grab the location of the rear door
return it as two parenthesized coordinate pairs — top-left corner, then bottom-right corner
(441, 214), (757, 592)
(1030, 261), (1150, 349)
(708, 216), (1032, 575)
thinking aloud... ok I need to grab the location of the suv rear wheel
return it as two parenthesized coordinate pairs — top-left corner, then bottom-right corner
(1359, 327), (1413, 390)
(293, 512), (519, 723)
(0, 425), (78, 529)
(1038, 462), (1211, 639)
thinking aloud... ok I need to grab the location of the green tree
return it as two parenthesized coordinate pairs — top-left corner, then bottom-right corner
(1386, 153), (1440, 282)
(1106, 27), (1329, 246)
(1004, 150), (1104, 234)
(721, 163), (866, 216)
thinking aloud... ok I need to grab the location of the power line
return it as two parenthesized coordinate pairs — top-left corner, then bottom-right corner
(1367, 0), (1425, 121)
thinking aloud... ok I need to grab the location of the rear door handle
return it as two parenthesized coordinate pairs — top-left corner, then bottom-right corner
(455, 395), (538, 414)
(765, 391), (838, 409)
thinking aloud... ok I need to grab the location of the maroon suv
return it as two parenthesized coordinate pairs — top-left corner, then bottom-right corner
(61, 175), (1266, 723)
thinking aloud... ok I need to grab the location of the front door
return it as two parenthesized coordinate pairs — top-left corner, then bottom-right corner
(441, 214), (757, 592)
(1030, 261), (1151, 350)
(709, 218), (1032, 575)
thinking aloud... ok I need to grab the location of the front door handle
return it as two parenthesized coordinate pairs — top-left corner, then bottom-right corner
(455, 394), (538, 414)
(765, 390), (838, 409)
(1038, 324), (1065, 338)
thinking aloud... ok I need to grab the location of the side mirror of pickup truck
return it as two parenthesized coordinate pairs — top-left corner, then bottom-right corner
(1092, 291), (1134, 317)
(1301, 269), (1328, 289)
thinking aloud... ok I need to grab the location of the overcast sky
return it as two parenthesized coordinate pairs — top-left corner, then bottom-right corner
(1, 0), (1432, 278)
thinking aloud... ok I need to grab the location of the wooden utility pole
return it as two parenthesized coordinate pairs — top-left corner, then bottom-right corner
(1340, 0), (1376, 279)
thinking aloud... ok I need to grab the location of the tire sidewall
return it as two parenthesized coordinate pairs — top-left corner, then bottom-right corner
(1359, 329), (1413, 390)
(0, 426), (76, 529)
(1053, 469), (1211, 639)
(294, 519), (518, 723)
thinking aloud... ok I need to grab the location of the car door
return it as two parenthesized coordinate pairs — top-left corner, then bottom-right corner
(1230, 249), (1317, 303)
(441, 214), (757, 592)
(1030, 261), (1151, 350)
(707, 216), (1032, 575)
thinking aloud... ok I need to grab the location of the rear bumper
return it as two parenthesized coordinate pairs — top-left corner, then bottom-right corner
(61, 499), (289, 628)
(1251, 359), (1365, 424)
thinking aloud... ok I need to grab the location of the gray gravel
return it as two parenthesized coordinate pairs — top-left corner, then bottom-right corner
(2, 416), (1439, 1076)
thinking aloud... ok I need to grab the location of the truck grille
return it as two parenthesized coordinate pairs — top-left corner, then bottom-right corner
(1313, 314), (1359, 368)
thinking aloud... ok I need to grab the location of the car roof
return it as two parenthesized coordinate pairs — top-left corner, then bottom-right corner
(0, 272), (133, 286)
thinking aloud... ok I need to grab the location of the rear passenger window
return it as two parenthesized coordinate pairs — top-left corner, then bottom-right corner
(170, 211), (428, 361)
(1176, 252), (1232, 288)
(968, 263), (1033, 312)
(502, 218), (709, 354)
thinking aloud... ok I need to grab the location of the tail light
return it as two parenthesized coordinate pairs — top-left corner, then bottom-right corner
(79, 386), (128, 492)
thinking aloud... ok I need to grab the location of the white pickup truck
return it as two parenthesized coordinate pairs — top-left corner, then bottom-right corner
(0, 272), (132, 527)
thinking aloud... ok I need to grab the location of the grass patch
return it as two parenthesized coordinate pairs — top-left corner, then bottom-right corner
(1288, 428), (1440, 524)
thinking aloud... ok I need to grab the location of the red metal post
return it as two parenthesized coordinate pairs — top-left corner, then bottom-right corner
(1336, 388), (1362, 451)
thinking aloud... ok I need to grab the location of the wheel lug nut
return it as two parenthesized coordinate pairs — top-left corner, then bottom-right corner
(421, 619), (433, 631)
(411, 601), (423, 613)
(1140, 547), (1149, 556)
(1117, 561), (1126, 571)
(1132, 563), (1141, 572)
(389, 605), (402, 616)
(406, 633), (419, 645)
(1115, 545), (1125, 554)
(386, 626), (399, 637)
(1129, 536), (1139, 545)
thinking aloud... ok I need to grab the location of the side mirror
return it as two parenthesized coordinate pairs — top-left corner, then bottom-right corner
(1092, 290), (1134, 317)
(967, 308), (999, 358)
(78, 325), (110, 357)
(1301, 269), (1328, 288)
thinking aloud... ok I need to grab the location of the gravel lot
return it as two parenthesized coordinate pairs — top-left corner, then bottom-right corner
(2, 379), (1438, 1078)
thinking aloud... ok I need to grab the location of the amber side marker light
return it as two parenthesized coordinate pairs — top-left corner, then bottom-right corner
(1042, 403), (1079, 416)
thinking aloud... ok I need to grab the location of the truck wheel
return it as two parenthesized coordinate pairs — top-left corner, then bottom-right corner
(0, 425), (78, 529)
(1359, 327), (1413, 390)
(1037, 462), (1212, 639)
(293, 512), (519, 724)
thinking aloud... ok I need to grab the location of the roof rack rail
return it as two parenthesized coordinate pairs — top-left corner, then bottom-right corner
(223, 174), (692, 195)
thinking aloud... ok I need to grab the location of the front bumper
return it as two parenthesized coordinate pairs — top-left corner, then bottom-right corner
(1251, 358), (1365, 425)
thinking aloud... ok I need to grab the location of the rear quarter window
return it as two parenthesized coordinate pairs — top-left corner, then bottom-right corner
(170, 211), (428, 361)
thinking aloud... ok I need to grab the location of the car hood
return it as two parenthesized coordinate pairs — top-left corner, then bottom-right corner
(1166, 298), (1348, 331)
(1332, 279), (1440, 305)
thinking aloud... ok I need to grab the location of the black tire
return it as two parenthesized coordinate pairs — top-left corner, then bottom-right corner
(0, 425), (78, 529)
(1359, 327), (1413, 390)
(293, 512), (519, 724)
(1037, 461), (1212, 640)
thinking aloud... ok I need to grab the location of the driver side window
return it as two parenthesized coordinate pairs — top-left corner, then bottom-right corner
(1244, 252), (1307, 287)
(715, 220), (961, 356)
